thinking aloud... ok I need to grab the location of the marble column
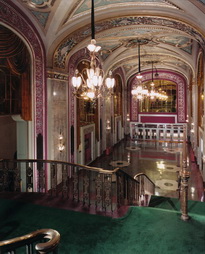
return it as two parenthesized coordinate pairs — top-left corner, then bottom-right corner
(191, 84), (198, 153)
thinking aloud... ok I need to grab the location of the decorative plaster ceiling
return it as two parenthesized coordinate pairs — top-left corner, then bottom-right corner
(14, 0), (205, 80)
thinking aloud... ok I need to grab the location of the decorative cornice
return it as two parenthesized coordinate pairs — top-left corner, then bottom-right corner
(47, 70), (68, 81)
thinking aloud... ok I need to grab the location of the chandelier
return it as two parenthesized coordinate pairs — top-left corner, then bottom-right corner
(71, 0), (115, 100)
(131, 40), (149, 100)
(131, 45), (168, 101)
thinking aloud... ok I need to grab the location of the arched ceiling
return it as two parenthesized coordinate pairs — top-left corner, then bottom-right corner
(14, 0), (205, 80)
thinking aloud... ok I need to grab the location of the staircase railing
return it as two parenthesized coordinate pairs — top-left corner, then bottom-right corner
(0, 228), (60, 254)
(134, 173), (155, 205)
(0, 159), (155, 211)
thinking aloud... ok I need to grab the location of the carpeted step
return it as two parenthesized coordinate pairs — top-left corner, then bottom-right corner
(1, 198), (205, 254)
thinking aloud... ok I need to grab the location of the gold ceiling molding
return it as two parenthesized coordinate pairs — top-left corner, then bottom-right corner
(163, 0), (181, 10)
(189, 0), (205, 14)
(62, 0), (82, 25)
(61, 0), (180, 28)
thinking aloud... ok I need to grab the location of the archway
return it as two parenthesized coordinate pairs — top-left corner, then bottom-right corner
(0, 1), (46, 161)
(129, 70), (187, 123)
(0, 1), (46, 191)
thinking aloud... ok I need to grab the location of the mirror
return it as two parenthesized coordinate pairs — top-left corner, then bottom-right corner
(139, 80), (177, 113)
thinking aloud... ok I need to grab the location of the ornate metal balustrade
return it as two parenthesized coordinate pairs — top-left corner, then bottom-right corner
(0, 228), (60, 254)
(130, 123), (184, 142)
(0, 159), (155, 212)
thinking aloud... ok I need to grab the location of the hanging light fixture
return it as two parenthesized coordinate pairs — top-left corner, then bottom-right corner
(72, 0), (115, 100)
(131, 50), (168, 101)
(58, 130), (65, 153)
(150, 61), (155, 87)
(136, 40), (143, 80)
(149, 61), (156, 100)
(131, 40), (148, 100)
(149, 66), (168, 101)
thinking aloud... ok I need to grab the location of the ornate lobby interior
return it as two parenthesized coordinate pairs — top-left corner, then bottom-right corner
(0, 0), (205, 253)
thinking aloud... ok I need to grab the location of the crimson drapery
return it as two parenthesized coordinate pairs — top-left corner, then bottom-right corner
(0, 25), (25, 58)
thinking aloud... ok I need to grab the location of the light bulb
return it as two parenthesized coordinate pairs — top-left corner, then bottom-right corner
(86, 91), (95, 99)
(136, 73), (143, 79)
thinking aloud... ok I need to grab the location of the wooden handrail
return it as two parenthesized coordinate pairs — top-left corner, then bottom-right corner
(0, 159), (155, 210)
(0, 228), (60, 253)
(134, 173), (155, 187)
(1, 158), (119, 174)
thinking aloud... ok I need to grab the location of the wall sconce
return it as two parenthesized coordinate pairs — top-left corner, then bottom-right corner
(127, 152), (131, 163)
(126, 113), (130, 121)
(106, 119), (111, 130)
(191, 122), (194, 133)
(58, 130), (65, 152)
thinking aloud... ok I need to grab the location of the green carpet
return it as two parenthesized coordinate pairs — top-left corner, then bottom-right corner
(0, 197), (205, 254)
(149, 195), (205, 216)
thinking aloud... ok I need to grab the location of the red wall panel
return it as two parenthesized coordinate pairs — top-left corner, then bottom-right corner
(140, 116), (175, 123)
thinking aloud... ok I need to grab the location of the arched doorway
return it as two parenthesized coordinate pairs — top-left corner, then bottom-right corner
(0, 1), (46, 191)
(0, 1), (46, 162)
(0, 24), (31, 159)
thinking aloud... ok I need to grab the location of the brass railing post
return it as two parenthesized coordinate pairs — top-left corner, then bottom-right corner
(180, 124), (190, 221)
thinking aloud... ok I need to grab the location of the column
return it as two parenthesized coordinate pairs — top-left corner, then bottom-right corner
(180, 124), (190, 221)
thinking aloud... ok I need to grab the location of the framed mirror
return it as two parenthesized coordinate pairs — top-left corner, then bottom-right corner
(138, 80), (177, 113)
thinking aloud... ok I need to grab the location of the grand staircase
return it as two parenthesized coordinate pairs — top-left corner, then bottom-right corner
(0, 159), (155, 213)
(0, 158), (155, 253)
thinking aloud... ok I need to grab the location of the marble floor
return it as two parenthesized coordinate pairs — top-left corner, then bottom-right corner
(89, 138), (204, 202)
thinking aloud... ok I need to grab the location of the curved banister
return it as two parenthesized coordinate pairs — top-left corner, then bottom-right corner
(134, 173), (155, 199)
(118, 169), (139, 183)
(35, 229), (60, 252)
(1, 158), (119, 174)
(0, 228), (60, 253)
(0, 159), (155, 210)
(134, 173), (155, 187)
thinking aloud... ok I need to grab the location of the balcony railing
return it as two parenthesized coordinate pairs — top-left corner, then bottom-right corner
(0, 159), (155, 212)
(0, 228), (60, 254)
(131, 123), (184, 142)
